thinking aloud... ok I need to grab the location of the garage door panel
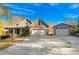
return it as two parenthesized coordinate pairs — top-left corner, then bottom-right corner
(55, 29), (69, 35)
(32, 30), (46, 35)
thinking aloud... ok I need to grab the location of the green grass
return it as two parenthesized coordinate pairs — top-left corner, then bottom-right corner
(25, 34), (31, 38)
(65, 44), (72, 48)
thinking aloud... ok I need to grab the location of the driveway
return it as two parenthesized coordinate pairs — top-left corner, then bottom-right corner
(0, 35), (79, 55)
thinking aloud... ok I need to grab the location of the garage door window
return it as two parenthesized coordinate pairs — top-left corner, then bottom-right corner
(56, 27), (63, 29)
(56, 26), (68, 29)
(63, 27), (67, 29)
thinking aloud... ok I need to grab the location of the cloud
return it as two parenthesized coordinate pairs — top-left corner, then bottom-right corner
(5, 4), (35, 13)
(14, 7), (35, 13)
(49, 3), (59, 6)
(11, 10), (25, 14)
(64, 14), (79, 19)
(11, 10), (34, 16)
(5, 4), (15, 8)
(70, 4), (79, 9)
(33, 3), (42, 6)
(33, 3), (59, 7)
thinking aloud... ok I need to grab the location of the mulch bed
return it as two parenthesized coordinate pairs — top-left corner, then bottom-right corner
(0, 38), (14, 49)
(0, 37), (24, 50)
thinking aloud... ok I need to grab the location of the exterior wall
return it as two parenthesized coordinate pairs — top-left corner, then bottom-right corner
(47, 26), (54, 35)
(54, 24), (71, 35)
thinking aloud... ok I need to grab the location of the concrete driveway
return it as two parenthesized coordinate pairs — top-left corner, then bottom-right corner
(0, 35), (79, 55)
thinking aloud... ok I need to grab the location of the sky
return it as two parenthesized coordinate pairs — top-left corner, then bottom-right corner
(2, 3), (79, 24)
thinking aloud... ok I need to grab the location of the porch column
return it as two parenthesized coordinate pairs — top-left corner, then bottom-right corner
(20, 28), (22, 35)
(13, 29), (16, 37)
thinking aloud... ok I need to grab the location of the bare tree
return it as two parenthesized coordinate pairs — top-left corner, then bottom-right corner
(0, 3), (11, 20)
(66, 16), (74, 26)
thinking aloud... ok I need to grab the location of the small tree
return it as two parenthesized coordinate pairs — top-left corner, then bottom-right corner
(76, 20), (79, 32)
(0, 20), (5, 36)
(0, 3), (11, 22)
(66, 17), (74, 26)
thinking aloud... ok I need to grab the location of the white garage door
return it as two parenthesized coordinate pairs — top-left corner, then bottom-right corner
(31, 30), (46, 35)
(55, 29), (69, 35)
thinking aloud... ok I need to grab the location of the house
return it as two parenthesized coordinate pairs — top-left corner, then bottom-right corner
(30, 18), (48, 35)
(53, 23), (72, 35)
(4, 18), (32, 37)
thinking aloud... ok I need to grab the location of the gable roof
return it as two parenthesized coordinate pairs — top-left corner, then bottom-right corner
(26, 18), (32, 24)
(37, 18), (48, 28)
(4, 17), (32, 28)
(13, 18), (32, 27)
(53, 23), (73, 28)
(11, 16), (32, 26)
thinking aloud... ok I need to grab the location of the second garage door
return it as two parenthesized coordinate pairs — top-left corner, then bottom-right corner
(55, 29), (69, 35)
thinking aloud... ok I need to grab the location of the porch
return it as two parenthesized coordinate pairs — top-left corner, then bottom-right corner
(5, 26), (30, 38)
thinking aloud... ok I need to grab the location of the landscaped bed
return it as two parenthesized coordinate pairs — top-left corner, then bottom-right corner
(0, 35), (10, 40)
(0, 36), (30, 50)
(0, 38), (14, 50)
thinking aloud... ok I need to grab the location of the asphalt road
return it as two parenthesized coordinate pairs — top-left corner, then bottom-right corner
(0, 35), (79, 55)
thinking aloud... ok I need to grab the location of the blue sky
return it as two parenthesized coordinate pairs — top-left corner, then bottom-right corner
(4, 3), (79, 24)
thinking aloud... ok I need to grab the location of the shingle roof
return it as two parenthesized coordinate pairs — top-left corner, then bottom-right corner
(53, 23), (73, 28)
(4, 16), (32, 28)
(26, 18), (32, 24)
(37, 18), (48, 28)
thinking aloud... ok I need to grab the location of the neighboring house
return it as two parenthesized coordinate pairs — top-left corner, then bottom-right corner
(4, 18), (32, 37)
(30, 18), (48, 35)
(53, 23), (72, 35)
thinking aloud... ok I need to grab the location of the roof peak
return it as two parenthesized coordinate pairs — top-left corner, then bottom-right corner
(54, 23), (73, 27)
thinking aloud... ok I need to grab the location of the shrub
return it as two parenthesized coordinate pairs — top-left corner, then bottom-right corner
(0, 35), (10, 40)
(21, 32), (30, 37)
